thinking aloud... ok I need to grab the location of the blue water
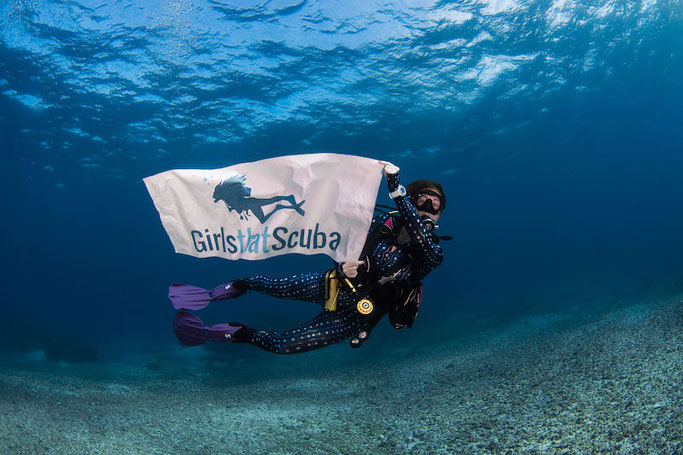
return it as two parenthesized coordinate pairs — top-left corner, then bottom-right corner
(1, 0), (681, 358)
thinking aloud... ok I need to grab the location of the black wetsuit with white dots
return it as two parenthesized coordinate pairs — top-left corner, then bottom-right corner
(239, 172), (444, 354)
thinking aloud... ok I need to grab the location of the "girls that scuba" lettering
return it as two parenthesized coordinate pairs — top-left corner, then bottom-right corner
(190, 223), (341, 255)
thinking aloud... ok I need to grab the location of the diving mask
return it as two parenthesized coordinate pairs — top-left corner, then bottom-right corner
(412, 190), (444, 215)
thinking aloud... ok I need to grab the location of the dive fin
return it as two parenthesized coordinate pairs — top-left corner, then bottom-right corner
(169, 282), (246, 310)
(173, 311), (246, 346)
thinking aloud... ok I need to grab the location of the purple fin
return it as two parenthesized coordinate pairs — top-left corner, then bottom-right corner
(173, 311), (244, 345)
(206, 323), (242, 342)
(173, 311), (208, 346)
(169, 284), (211, 310)
(208, 282), (246, 301)
(169, 283), (246, 310)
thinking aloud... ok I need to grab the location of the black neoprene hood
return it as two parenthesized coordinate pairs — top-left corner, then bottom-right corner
(406, 180), (446, 210)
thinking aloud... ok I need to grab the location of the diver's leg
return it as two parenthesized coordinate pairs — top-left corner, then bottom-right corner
(253, 196), (291, 205)
(174, 307), (358, 353)
(170, 271), (326, 310)
(258, 204), (290, 223)
(246, 304), (361, 354)
(252, 196), (306, 220)
(239, 271), (326, 305)
(249, 196), (291, 224)
(250, 206), (267, 223)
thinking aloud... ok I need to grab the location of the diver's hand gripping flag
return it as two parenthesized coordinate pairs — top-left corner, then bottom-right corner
(144, 153), (384, 262)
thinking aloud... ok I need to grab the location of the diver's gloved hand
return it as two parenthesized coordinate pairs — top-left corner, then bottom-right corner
(379, 161), (401, 192)
(382, 162), (399, 176)
(378, 161), (400, 190)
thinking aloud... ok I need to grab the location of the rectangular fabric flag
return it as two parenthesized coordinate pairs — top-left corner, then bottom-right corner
(144, 153), (384, 262)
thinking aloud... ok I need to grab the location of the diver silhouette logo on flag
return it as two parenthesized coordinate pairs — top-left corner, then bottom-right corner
(213, 175), (306, 224)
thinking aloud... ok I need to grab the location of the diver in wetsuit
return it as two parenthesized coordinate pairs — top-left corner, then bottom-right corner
(170, 163), (447, 354)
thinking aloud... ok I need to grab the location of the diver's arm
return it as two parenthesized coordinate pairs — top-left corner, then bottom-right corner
(386, 170), (443, 269)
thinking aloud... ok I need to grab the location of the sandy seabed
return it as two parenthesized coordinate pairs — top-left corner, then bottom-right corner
(1, 292), (681, 455)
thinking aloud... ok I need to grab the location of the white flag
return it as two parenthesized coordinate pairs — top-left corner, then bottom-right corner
(144, 153), (384, 262)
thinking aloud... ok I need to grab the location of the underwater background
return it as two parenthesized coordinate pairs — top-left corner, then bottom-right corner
(1, 0), (681, 453)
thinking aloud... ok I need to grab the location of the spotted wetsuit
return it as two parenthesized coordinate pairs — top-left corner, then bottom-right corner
(240, 172), (443, 354)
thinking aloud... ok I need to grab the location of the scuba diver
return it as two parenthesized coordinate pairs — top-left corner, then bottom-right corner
(170, 163), (447, 353)
(213, 174), (306, 223)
